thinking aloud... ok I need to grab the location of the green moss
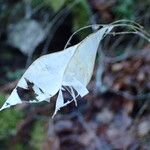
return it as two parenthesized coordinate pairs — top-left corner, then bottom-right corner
(31, 0), (45, 8)
(31, 0), (65, 11)
(49, 0), (65, 12)
(73, 1), (89, 30)
(13, 144), (25, 150)
(30, 120), (46, 149)
(71, 1), (91, 40)
(0, 93), (23, 139)
(114, 0), (135, 19)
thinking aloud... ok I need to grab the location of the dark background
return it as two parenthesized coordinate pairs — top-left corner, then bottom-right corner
(0, 0), (150, 149)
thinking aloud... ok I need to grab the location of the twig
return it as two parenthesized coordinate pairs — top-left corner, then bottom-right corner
(95, 47), (106, 93)
(127, 99), (150, 131)
(108, 89), (150, 100)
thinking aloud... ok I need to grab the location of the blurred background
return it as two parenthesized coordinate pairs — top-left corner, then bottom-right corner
(0, 0), (150, 149)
